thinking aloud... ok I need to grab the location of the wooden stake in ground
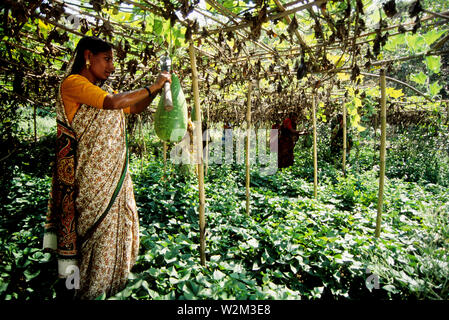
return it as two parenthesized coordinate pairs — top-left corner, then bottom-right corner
(205, 105), (210, 177)
(189, 42), (207, 265)
(312, 92), (318, 198)
(33, 105), (37, 143)
(139, 115), (145, 172)
(162, 141), (167, 179)
(245, 81), (252, 216)
(376, 69), (387, 238)
(342, 100), (347, 177)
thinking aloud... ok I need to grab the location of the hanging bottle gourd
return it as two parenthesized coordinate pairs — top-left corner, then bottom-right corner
(154, 58), (188, 143)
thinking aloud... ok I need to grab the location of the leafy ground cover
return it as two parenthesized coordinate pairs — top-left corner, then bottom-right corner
(0, 126), (448, 300)
(107, 158), (448, 300)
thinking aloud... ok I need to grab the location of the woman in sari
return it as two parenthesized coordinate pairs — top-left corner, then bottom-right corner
(43, 36), (171, 300)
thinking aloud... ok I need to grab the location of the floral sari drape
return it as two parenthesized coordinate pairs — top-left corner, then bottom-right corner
(44, 80), (139, 300)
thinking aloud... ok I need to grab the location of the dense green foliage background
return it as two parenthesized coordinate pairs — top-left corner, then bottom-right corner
(1, 118), (448, 300)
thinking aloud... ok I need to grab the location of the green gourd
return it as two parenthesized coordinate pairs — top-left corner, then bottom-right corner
(154, 73), (188, 142)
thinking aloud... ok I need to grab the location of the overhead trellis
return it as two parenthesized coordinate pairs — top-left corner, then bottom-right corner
(1, 0), (448, 124)
(1, 0), (449, 162)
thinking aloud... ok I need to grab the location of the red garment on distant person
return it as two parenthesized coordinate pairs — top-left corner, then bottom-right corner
(278, 118), (297, 168)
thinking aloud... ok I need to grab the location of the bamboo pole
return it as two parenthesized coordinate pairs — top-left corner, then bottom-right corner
(33, 105), (37, 144)
(312, 92), (318, 199)
(245, 81), (252, 216)
(376, 69), (387, 238)
(342, 100), (347, 177)
(205, 105), (210, 177)
(162, 141), (167, 180)
(139, 115), (143, 172)
(189, 41), (207, 266)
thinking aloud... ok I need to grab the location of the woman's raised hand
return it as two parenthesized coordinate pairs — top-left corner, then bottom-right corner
(153, 71), (172, 93)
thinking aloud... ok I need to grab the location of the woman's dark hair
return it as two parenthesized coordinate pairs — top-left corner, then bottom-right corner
(70, 36), (113, 75)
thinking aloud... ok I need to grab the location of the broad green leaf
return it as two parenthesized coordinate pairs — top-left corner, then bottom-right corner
(429, 81), (442, 97)
(0, 281), (9, 294)
(213, 270), (226, 281)
(370, 7), (381, 25)
(425, 56), (441, 74)
(162, 18), (171, 35)
(386, 87), (404, 99)
(354, 96), (362, 108)
(153, 19), (163, 34)
(38, 20), (50, 33)
(405, 34), (427, 53)
(356, 124), (366, 132)
(327, 53), (346, 68)
(247, 238), (259, 249)
(410, 71), (427, 85)
(423, 30), (447, 46)
(383, 284), (398, 293)
(384, 34), (405, 51)
(24, 269), (40, 281)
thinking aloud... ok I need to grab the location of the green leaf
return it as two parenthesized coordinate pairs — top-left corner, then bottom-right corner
(405, 34), (427, 53)
(153, 19), (163, 34)
(423, 30), (447, 46)
(178, 270), (192, 281)
(429, 81), (442, 98)
(168, 266), (178, 278)
(311, 286), (324, 298)
(247, 238), (259, 249)
(169, 276), (179, 285)
(0, 280), (9, 294)
(410, 71), (427, 85)
(24, 269), (40, 281)
(290, 264), (298, 274)
(213, 270), (226, 281)
(384, 34), (405, 51)
(252, 261), (260, 271)
(425, 56), (441, 74)
(382, 284), (398, 293)
(95, 292), (106, 300)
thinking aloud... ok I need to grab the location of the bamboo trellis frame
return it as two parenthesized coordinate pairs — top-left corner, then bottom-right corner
(376, 68), (387, 238)
(5, 0), (445, 108)
(312, 91), (318, 199)
(3, 1), (445, 78)
(342, 98), (347, 177)
(188, 41), (207, 266)
(245, 81), (252, 216)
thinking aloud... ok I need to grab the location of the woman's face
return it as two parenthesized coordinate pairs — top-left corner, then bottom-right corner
(89, 49), (115, 81)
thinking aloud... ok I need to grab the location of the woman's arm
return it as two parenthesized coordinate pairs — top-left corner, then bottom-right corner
(103, 72), (171, 112)
(126, 84), (158, 114)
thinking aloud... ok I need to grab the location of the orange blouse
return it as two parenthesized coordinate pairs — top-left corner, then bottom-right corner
(61, 74), (130, 124)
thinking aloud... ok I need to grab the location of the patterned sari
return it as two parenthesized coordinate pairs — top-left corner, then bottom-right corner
(43, 78), (140, 300)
